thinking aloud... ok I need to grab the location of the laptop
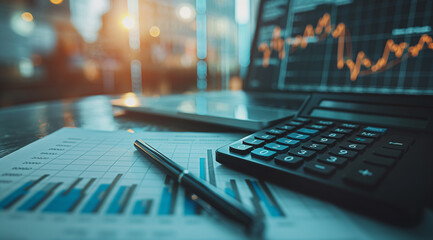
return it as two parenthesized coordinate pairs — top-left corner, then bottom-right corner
(113, 0), (433, 131)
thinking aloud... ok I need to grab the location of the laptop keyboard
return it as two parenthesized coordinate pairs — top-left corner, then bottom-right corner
(215, 117), (421, 219)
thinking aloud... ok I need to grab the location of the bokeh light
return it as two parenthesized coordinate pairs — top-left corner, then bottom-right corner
(122, 92), (139, 107)
(19, 58), (34, 78)
(179, 6), (192, 19)
(10, 11), (35, 36)
(122, 16), (135, 30)
(177, 4), (195, 22)
(50, 0), (63, 5)
(21, 12), (33, 22)
(149, 26), (160, 37)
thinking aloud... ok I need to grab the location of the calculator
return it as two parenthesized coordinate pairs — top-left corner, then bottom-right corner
(216, 93), (433, 223)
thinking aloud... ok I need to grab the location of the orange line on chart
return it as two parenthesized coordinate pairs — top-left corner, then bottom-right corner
(258, 13), (433, 81)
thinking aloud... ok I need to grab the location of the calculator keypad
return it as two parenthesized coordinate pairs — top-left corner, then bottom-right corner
(225, 117), (413, 190)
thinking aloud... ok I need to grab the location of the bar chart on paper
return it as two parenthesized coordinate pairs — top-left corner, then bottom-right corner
(0, 128), (367, 240)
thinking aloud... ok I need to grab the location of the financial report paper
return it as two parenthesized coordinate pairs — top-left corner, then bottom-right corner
(0, 128), (430, 240)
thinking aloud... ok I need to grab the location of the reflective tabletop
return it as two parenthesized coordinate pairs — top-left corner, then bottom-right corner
(0, 95), (247, 158)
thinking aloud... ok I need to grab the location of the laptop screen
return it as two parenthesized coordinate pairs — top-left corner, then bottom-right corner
(247, 0), (433, 95)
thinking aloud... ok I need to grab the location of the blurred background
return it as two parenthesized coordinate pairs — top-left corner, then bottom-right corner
(0, 0), (259, 107)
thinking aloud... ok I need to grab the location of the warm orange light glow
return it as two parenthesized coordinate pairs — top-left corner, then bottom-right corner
(122, 92), (139, 107)
(149, 26), (160, 37)
(50, 0), (63, 5)
(21, 12), (33, 22)
(122, 16), (135, 30)
(258, 13), (433, 81)
(127, 129), (135, 133)
(229, 76), (243, 91)
(83, 59), (100, 82)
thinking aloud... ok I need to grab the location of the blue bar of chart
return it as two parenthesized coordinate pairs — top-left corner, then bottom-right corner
(43, 189), (81, 212)
(132, 199), (153, 215)
(18, 182), (62, 212)
(107, 184), (136, 214)
(224, 179), (242, 202)
(0, 175), (48, 210)
(206, 150), (216, 187)
(82, 174), (122, 213)
(107, 186), (127, 214)
(199, 157), (206, 180)
(245, 179), (285, 217)
(43, 178), (95, 213)
(81, 184), (109, 213)
(158, 176), (179, 215)
(184, 154), (209, 215)
(184, 191), (196, 215)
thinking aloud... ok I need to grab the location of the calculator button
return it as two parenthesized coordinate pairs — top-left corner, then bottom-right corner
(243, 138), (265, 147)
(340, 123), (360, 129)
(332, 128), (352, 134)
(304, 162), (336, 176)
(329, 148), (358, 159)
(344, 163), (387, 187)
(348, 137), (374, 145)
(294, 117), (310, 123)
(358, 131), (380, 139)
(363, 126), (387, 134)
(363, 155), (396, 168)
(286, 121), (303, 127)
(316, 120), (334, 126)
(266, 129), (286, 137)
(276, 125), (295, 131)
(297, 128), (319, 136)
(374, 148), (402, 159)
(264, 143), (289, 153)
(312, 137), (336, 146)
(307, 124), (328, 130)
(383, 141), (408, 151)
(322, 132), (344, 139)
(318, 154), (347, 167)
(275, 154), (303, 168)
(251, 148), (276, 160)
(287, 133), (310, 142)
(340, 142), (366, 151)
(288, 148), (316, 159)
(255, 134), (276, 142)
(383, 136), (413, 151)
(276, 138), (300, 147)
(302, 143), (327, 152)
(229, 143), (253, 155)
(390, 135), (414, 144)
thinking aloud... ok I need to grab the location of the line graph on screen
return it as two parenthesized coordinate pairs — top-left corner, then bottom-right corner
(258, 13), (433, 81)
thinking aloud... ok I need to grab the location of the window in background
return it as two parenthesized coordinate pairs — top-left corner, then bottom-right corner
(0, 0), (258, 107)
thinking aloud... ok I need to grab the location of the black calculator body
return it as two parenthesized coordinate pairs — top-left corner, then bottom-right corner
(216, 93), (433, 224)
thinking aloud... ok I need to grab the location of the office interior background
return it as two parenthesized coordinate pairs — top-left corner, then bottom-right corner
(0, 0), (258, 107)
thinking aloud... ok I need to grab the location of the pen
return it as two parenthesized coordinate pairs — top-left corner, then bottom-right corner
(134, 139), (265, 236)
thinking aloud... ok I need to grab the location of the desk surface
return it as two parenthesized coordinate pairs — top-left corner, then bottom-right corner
(0, 95), (432, 239)
(0, 95), (245, 158)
